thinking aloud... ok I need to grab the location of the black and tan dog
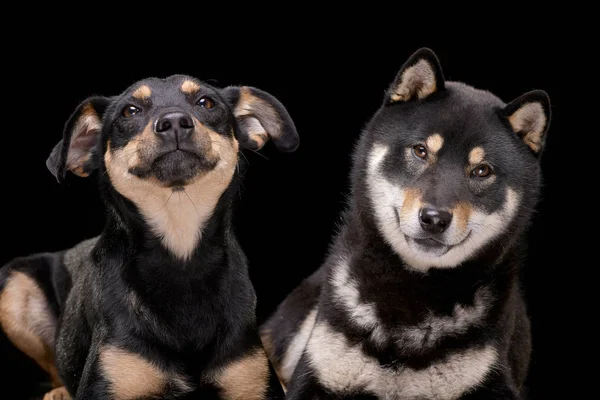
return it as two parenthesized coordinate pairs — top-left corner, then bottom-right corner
(261, 48), (551, 399)
(0, 75), (298, 399)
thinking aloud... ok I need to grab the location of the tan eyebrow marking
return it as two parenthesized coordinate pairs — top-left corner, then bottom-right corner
(181, 80), (201, 94)
(469, 147), (486, 165)
(132, 85), (152, 100)
(426, 133), (444, 154)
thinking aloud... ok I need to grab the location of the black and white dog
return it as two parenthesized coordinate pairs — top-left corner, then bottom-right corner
(0, 75), (298, 399)
(261, 48), (551, 399)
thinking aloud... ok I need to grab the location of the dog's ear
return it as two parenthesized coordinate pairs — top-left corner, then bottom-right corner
(47, 97), (111, 182)
(221, 86), (299, 152)
(387, 48), (445, 104)
(503, 90), (551, 155)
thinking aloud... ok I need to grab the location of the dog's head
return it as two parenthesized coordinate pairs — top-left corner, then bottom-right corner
(47, 75), (298, 186)
(357, 48), (551, 271)
(47, 75), (298, 260)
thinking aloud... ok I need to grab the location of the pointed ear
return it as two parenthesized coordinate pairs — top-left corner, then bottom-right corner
(387, 48), (445, 103)
(46, 96), (111, 182)
(221, 86), (299, 152)
(503, 90), (551, 155)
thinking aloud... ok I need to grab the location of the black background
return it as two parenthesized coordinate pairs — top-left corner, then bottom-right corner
(1, 28), (571, 399)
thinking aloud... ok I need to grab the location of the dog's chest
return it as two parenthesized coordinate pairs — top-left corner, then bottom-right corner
(329, 258), (491, 350)
(306, 321), (497, 400)
(125, 287), (220, 347)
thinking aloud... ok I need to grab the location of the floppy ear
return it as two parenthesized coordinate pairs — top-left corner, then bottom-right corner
(503, 90), (551, 155)
(46, 97), (111, 182)
(221, 86), (299, 152)
(387, 47), (445, 103)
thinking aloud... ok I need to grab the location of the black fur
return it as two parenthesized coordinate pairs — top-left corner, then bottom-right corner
(1, 75), (298, 399)
(262, 48), (550, 399)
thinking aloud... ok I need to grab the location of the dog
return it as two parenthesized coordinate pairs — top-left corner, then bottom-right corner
(260, 48), (551, 399)
(0, 75), (299, 399)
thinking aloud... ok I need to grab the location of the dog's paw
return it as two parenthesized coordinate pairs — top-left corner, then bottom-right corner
(43, 387), (71, 400)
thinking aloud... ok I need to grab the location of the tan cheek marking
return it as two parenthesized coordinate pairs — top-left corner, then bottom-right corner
(400, 188), (422, 220)
(390, 59), (437, 102)
(453, 202), (472, 233)
(132, 85), (152, 100)
(193, 118), (239, 166)
(508, 102), (546, 153)
(100, 346), (166, 399)
(181, 80), (201, 94)
(213, 348), (269, 400)
(0, 272), (62, 387)
(104, 121), (157, 177)
(468, 147), (486, 166)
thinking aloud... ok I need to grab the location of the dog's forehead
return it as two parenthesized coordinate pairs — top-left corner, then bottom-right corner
(381, 82), (514, 155)
(122, 75), (218, 101)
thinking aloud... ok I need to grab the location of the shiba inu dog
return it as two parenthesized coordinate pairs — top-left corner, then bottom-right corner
(261, 48), (551, 399)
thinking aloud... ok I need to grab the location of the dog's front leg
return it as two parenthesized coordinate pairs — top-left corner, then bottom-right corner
(286, 355), (342, 400)
(208, 344), (285, 399)
(71, 330), (109, 400)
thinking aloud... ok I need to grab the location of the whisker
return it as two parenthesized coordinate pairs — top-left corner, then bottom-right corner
(182, 188), (201, 217)
(247, 148), (269, 160)
(150, 190), (175, 214)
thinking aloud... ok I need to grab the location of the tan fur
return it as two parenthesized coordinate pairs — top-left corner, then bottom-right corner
(132, 85), (152, 100)
(104, 122), (239, 261)
(400, 188), (421, 220)
(468, 147), (486, 166)
(454, 201), (472, 234)
(260, 331), (288, 391)
(260, 330), (275, 363)
(100, 346), (167, 399)
(426, 133), (444, 154)
(67, 104), (102, 177)
(234, 87), (282, 148)
(181, 80), (201, 94)
(0, 271), (62, 387)
(43, 387), (71, 400)
(390, 59), (437, 102)
(212, 348), (269, 400)
(508, 102), (547, 152)
(72, 153), (92, 177)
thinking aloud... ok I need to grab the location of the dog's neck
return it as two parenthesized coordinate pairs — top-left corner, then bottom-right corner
(325, 217), (520, 333)
(101, 170), (238, 266)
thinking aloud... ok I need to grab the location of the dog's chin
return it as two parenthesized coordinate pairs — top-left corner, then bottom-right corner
(405, 236), (451, 257)
(150, 150), (217, 188)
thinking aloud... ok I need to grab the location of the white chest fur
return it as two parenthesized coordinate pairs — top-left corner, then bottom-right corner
(306, 321), (497, 400)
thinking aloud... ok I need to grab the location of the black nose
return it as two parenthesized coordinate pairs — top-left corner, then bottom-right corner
(154, 112), (194, 144)
(419, 207), (453, 234)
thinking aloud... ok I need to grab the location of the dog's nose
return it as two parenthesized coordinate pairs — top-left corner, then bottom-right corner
(154, 112), (194, 144)
(419, 207), (452, 234)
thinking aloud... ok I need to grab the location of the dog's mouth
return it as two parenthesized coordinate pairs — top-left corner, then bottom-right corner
(130, 149), (218, 187)
(404, 232), (471, 257)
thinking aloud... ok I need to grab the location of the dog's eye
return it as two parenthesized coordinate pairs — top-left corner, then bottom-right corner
(472, 164), (492, 178)
(123, 105), (141, 118)
(197, 96), (215, 109)
(412, 144), (428, 159)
